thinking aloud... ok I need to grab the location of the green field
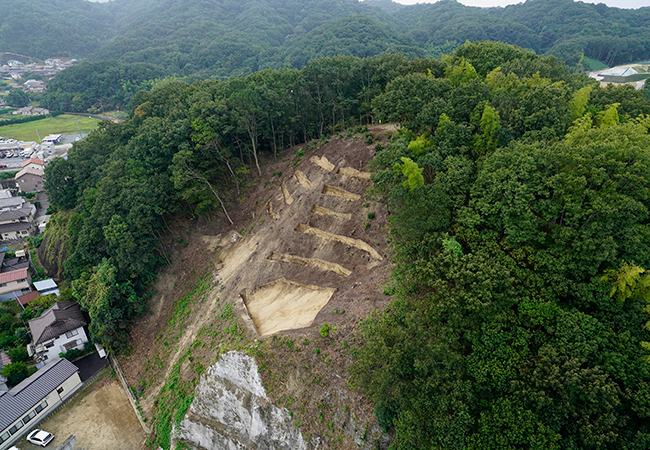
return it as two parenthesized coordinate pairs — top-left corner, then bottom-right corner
(0, 115), (102, 141)
(583, 56), (608, 71)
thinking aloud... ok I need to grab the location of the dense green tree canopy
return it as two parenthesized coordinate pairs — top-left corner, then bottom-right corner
(3, 0), (650, 92)
(353, 42), (650, 449)
(4, 89), (29, 107)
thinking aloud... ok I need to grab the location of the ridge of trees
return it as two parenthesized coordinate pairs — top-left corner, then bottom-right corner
(3, 0), (650, 80)
(350, 41), (650, 449)
(42, 42), (650, 447)
(11, 0), (650, 113)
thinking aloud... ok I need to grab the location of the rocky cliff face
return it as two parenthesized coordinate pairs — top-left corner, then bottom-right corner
(173, 352), (311, 450)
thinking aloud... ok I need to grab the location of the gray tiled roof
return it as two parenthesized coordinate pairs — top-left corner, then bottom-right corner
(0, 358), (79, 431)
(0, 206), (34, 223)
(0, 221), (32, 234)
(29, 302), (87, 345)
(0, 197), (25, 209)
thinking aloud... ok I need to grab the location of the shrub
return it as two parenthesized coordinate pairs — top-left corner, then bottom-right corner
(367, 212), (376, 219)
(319, 323), (330, 338)
(2, 362), (29, 386)
(8, 345), (28, 363)
(60, 347), (84, 361)
(374, 400), (398, 432)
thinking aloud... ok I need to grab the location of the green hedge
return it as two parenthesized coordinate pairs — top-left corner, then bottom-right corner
(0, 114), (48, 126)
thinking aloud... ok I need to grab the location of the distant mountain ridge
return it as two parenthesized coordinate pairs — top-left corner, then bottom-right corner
(2, 0), (650, 77)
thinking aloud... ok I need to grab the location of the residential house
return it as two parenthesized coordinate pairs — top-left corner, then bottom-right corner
(16, 107), (49, 116)
(0, 358), (82, 450)
(22, 80), (46, 94)
(28, 302), (89, 364)
(15, 167), (44, 193)
(0, 250), (30, 273)
(33, 279), (59, 297)
(17, 291), (39, 307)
(0, 196), (25, 212)
(37, 215), (50, 234)
(0, 180), (16, 191)
(20, 158), (44, 172)
(0, 204), (37, 239)
(0, 267), (31, 302)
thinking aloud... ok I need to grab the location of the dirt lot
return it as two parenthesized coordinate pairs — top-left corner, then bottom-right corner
(17, 371), (146, 450)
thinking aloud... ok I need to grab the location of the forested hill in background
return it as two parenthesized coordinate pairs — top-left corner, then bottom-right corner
(3, 0), (650, 78)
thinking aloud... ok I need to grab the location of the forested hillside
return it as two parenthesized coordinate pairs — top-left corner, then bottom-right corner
(0, 0), (114, 58)
(3, 0), (650, 75)
(41, 41), (650, 448)
(351, 42), (650, 449)
(6, 0), (649, 114)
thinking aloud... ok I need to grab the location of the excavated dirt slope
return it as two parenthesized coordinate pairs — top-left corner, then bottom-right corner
(121, 130), (394, 442)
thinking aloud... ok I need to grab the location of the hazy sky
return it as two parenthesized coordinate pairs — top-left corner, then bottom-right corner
(393, 0), (650, 8)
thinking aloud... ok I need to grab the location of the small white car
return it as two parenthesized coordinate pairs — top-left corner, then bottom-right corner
(26, 429), (54, 447)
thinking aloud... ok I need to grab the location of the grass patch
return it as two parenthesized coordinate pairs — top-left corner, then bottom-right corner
(152, 360), (196, 450)
(0, 114), (102, 141)
(583, 57), (608, 71)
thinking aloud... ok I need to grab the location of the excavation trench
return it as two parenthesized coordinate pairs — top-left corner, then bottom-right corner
(268, 252), (352, 277)
(295, 224), (383, 260)
(281, 182), (294, 205)
(294, 170), (313, 189)
(322, 185), (361, 201)
(338, 167), (371, 179)
(267, 199), (279, 220)
(311, 204), (352, 220)
(310, 155), (335, 172)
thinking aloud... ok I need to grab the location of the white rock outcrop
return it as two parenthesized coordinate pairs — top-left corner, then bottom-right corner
(173, 351), (311, 450)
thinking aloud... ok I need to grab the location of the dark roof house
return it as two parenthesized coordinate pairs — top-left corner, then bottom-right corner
(28, 302), (87, 345)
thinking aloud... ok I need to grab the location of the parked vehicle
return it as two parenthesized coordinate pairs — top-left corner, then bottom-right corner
(26, 429), (54, 447)
(0, 164), (7, 168)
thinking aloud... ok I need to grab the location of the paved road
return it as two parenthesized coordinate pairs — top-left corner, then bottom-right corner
(74, 352), (109, 382)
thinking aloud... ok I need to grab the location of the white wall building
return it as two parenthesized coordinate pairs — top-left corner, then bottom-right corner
(28, 302), (89, 364)
(33, 279), (60, 297)
(0, 359), (82, 450)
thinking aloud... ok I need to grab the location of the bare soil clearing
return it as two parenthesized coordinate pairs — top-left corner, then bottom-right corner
(281, 182), (294, 204)
(268, 251), (352, 277)
(295, 223), (383, 260)
(294, 169), (313, 189)
(242, 277), (336, 336)
(310, 155), (335, 172)
(311, 204), (352, 220)
(322, 184), (362, 201)
(18, 374), (146, 450)
(338, 166), (371, 179)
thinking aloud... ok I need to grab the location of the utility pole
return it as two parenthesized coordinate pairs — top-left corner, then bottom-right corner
(76, 120), (82, 140)
(35, 129), (41, 143)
